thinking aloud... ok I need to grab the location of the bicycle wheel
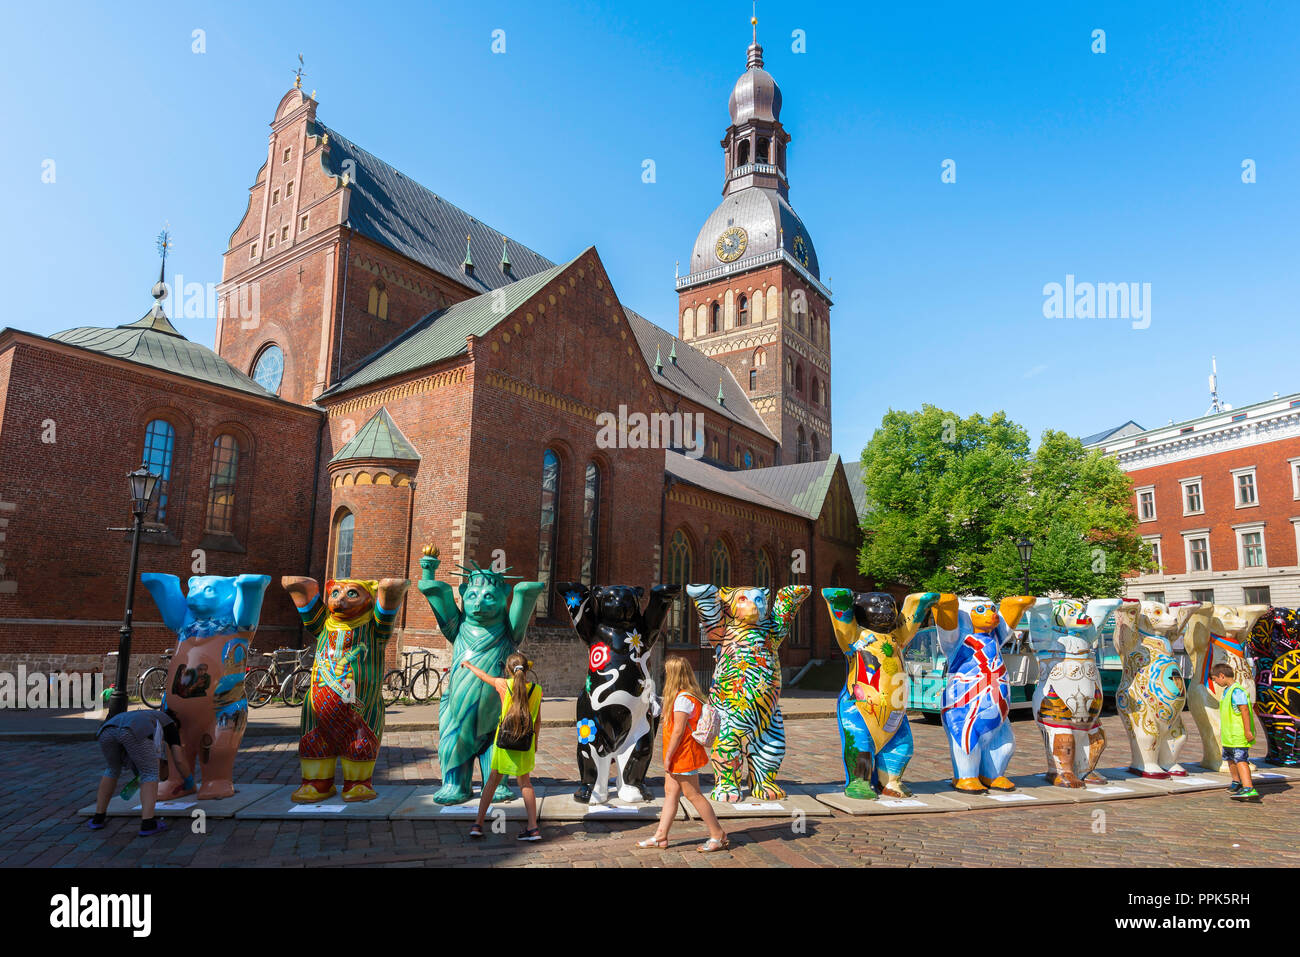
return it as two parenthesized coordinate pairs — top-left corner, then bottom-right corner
(244, 668), (274, 707)
(138, 667), (168, 708)
(409, 667), (438, 704)
(285, 669), (312, 707)
(381, 669), (405, 707)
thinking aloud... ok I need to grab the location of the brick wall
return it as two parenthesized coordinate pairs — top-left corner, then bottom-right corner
(0, 336), (321, 665)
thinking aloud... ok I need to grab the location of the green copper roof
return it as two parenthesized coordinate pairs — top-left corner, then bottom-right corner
(738, 454), (841, 516)
(319, 253), (579, 399)
(330, 407), (420, 463)
(50, 308), (275, 398)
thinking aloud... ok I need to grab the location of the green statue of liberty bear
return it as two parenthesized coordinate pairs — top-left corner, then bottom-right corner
(417, 545), (544, 805)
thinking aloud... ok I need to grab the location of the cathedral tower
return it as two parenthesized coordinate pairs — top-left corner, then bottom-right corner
(676, 17), (832, 464)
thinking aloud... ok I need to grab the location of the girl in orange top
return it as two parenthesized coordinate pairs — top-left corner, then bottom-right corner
(635, 655), (729, 852)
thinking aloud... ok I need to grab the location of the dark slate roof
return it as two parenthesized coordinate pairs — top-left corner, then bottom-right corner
(318, 254), (577, 399)
(665, 451), (812, 518)
(738, 455), (840, 516)
(330, 408), (420, 463)
(317, 123), (555, 293)
(50, 309), (275, 398)
(1080, 420), (1146, 446)
(841, 459), (869, 519)
(623, 308), (776, 441)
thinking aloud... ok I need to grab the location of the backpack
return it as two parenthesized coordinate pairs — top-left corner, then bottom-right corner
(690, 696), (719, 749)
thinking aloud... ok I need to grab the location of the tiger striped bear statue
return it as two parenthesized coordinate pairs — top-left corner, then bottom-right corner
(687, 584), (811, 802)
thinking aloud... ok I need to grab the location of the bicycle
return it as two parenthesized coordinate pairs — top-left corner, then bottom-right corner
(245, 647), (313, 708)
(137, 649), (175, 708)
(381, 650), (444, 706)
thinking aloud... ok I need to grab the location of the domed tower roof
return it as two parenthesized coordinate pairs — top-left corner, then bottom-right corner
(729, 40), (782, 125)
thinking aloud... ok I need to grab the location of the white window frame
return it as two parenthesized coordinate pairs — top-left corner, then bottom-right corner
(1182, 529), (1212, 575)
(1142, 534), (1163, 574)
(266, 232), (275, 250)
(1231, 466), (1258, 508)
(299, 212), (309, 232)
(280, 225), (289, 242)
(1136, 484), (1157, 522)
(271, 188), (280, 206)
(285, 180), (294, 198)
(1293, 517), (1300, 564)
(283, 146), (292, 164)
(1179, 476), (1204, 516)
(249, 241), (258, 260)
(1234, 521), (1267, 570)
(1289, 457), (1300, 500)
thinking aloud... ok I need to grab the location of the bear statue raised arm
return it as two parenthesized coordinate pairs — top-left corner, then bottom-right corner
(139, 572), (271, 800)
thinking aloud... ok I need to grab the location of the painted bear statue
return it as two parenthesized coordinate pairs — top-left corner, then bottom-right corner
(1185, 605), (1268, 771)
(821, 589), (939, 799)
(555, 582), (680, 804)
(1112, 599), (1206, 778)
(139, 573), (271, 799)
(1248, 607), (1300, 767)
(933, 593), (1036, 793)
(1026, 597), (1121, 787)
(418, 546), (544, 805)
(281, 575), (410, 802)
(687, 584), (811, 802)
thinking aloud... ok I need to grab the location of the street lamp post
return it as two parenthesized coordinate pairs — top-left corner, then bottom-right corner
(1016, 537), (1034, 595)
(106, 467), (160, 718)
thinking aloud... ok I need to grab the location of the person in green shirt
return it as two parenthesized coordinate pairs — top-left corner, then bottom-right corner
(1210, 662), (1259, 799)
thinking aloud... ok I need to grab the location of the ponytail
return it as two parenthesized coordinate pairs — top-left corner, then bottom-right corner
(498, 652), (534, 741)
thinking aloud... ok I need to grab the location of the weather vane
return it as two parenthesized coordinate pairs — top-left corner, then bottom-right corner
(155, 225), (173, 283)
(293, 53), (306, 89)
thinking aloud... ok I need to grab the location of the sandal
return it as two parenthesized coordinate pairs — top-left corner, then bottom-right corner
(517, 827), (542, 842)
(697, 836), (730, 853)
(469, 824), (483, 838)
(635, 836), (669, 849)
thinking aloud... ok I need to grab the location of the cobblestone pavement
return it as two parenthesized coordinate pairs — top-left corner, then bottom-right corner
(2, 712), (1296, 867)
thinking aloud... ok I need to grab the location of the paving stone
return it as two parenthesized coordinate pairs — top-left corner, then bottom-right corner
(1099, 766), (1232, 793)
(537, 791), (686, 822)
(810, 788), (968, 815)
(394, 785), (548, 821)
(682, 791), (830, 820)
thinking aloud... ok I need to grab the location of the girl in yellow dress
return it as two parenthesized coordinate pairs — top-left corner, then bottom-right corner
(462, 652), (542, 841)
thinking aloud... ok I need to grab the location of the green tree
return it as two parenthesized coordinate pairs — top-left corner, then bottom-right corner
(858, 407), (1149, 598)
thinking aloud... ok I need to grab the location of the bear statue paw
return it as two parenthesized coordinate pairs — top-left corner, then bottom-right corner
(197, 782), (235, 801)
(431, 783), (473, 806)
(979, 775), (1016, 791)
(291, 783), (336, 803)
(750, 784), (787, 801)
(710, 786), (743, 803)
(491, 783), (516, 803)
(880, 782), (912, 799)
(341, 782), (378, 803)
(1083, 772), (1108, 785)
(573, 784), (594, 802)
(953, 777), (988, 794)
(844, 779), (878, 801)
(617, 784), (649, 804)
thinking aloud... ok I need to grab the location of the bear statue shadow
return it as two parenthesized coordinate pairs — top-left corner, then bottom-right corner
(555, 582), (680, 804)
(139, 573), (271, 800)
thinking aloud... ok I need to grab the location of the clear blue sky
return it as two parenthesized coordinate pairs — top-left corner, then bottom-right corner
(3, 1), (1296, 458)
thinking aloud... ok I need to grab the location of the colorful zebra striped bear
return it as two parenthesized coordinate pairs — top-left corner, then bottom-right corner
(687, 584), (811, 802)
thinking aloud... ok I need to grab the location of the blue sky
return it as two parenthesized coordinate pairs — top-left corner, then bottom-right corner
(3, 1), (1296, 458)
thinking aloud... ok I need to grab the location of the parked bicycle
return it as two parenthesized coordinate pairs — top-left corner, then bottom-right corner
(381, 650), (445, 706)
(245, 647), (314, 708)
(137, 649), (175, 708)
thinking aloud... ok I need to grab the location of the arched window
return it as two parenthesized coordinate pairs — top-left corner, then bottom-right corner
(795, 364), (804, 394)
(797, 426), (809, 463)
(737, 139), (750, 166)
(710, 539), (731, 587)
(796, 310), (804, 334)
(784, 357), (793, 384)
(537, 449), (561, 617)
(666, 529), (693, 646)
(737, 294), (748, 326)
(367, 284), (388, 320)
(142, 419), (176, 524)
(811, 376), (821, 405)
(755, 548), (772, 593)
(812, 433), (821, 460)
(710, 302), (721, 333)
(251, 344), (284, 395)
(757, 137), (770, 163)
(334, 510), (355, 578)
(790, 569), (810, 646)
(205, 434), (240, 534)
(580, 461), (601, 586)
(753, 346), (767, 368)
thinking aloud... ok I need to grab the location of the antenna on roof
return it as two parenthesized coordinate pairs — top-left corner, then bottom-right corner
(1206, 355), (1226, 415)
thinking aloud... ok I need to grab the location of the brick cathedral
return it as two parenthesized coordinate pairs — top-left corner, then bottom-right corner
(0, 28), (866, 692)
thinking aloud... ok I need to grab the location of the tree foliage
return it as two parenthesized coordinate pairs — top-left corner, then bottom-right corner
(857, 405), (1149, 598)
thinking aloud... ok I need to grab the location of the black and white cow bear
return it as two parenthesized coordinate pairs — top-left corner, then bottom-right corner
(554, 582), (681, 803)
